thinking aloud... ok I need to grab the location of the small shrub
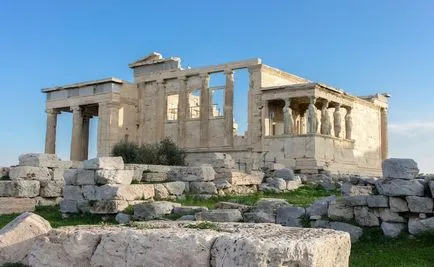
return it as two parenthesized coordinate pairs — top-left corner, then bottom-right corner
(112, 138), (186, 166)
(0, 175), (10, 181)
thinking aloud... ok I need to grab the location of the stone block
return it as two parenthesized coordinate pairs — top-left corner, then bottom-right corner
(9, 166), (51, 180)
(243, 210), (276, 223)
(76, 169), (96, 185)
(255, 198), (291, 214)
(148, 164), (173, 173)
(381, 222), (406, 238)
(341, 184), (373, 196)
(18, 153), (60, 168)
(60, 199), (78, 213)
(408, 217), (434, 235)
(189, 181), (217, 194)
(142, 172), (168, 182)
(39, 180), (64, 197)
(389, 197), (409, 212)
(308, 196), (336, 217)
(229, 171), (264, 185)
(383, 158), (419, 179)
(0, 212), (51, 265)
(366, 195), (389, 208)
(215, 202), (252, 213)
(177, 215), (195, 221)
(115, 213), (131, 224)
(276, 206), (306, 227)
(95, 170), (133, 185)
(163, 181), (186, 195)
(309, 174), (336, 191)
(167, 165), (215, 182)
(63, 185), (83, 201)
(84, 157), (124, 170)
(173, 206), (208, 216)
(64, 169), (78, 185)
(154, 184), (169, 200)
(430, 181), (434, 197)
(14, 180), (40, 197)
(406, 196), (433, 213)
(214, 179), (231, 189)
(195, 209), (243, 222)
(273, 168), (295, 180)
(0, 167), (10, 178)
(329, 222), (363, 243)
(82, 185), (101, 200)
(354, 207), (380, 227)
(286, 176), (302, 190)
(133, 201), (181, 220)
(344, 196), (368, 207)
(51, 168), (65, 180)
(34, 197), (62, 206)
(98, 184), (154, 201)
(0, 197), (36, 215)
(90, 200), (129, 214)
(379, 209), (406, 223)
(266, 177), (287, 190)
(328, 199), (354, 220)
(376, 179), (425, 196)
(0, 181), (15, 197)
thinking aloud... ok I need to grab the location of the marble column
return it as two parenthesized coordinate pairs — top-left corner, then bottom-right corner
(156, 80), (166, 141)
(381, 108), (388, 160)
(307, 97), (318, 134)
(199, 73), (210, 147)
(44, 109), (59, 154)
(292, 103), (300, 134)
(320, 100), (331, 135)
(81, 115), (91, 160)
(70, 106), (83, 161)
(334, 104), (342, 138)
(177, 76), (188, 147)
(345, 107), (353, 140)
(283, 98), (293, 135)
(224, 70), (234, 146)
(97, 102), (120, 157)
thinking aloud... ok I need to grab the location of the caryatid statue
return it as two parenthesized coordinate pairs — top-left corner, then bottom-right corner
(334, 104), (342, 138)
(320, 100), (332, 135)
(283, 98), (293, 135)
(345, 106), (353, 139)
(307, 96), (318, 134)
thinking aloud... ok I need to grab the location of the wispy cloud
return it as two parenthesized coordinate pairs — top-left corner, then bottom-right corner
(389, 121), (434, 136)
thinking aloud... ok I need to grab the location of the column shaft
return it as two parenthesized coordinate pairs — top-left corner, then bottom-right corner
(70, 106), (83, 161)
(177, 76), (188, 147)
(283, 98), (293, 135)
(98, 103), (120, 157)
(81, 116), (90, 160)
(224, 70), (234, 146)
(381, 108), (389, 160)
(345, 107), (353, 140)
(156, 80), (166, 141)
(307, 97), (317, 134)
(334, 104), (342, 138)
(44, 109), (58, 154)
(199, 74), (210, 147)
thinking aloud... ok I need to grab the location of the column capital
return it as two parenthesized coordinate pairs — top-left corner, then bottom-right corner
(45, 108), (60, 115)
(70, 106), (81, 112)
(224, 69), (234, 75)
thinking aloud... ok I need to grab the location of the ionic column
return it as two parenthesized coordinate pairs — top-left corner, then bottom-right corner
(224, 70), (234, 146)
(307, 97), (318, 134)
(97, 102), (120, 157)
(177, 76), (188, 147)
(381, 108), (389, 160)
(70, 106), (83, 161)
(320, 100), (332, 135)
(283, 98), (293, 135)
(345, 107), (353, 140)
(334, 104), (342, 138)
(199, 73), (210, 147)
(81, 115), (91, 160)
(156, 80), (166, 141)
(44, 109), (59, 154)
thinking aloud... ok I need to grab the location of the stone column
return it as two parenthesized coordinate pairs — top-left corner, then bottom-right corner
(81, 115), (91, 160)
(224, 70), (234, 146)
(320, 100), (331, 135)
(199, 73), (210, 147)
(70, 106), (83, 161)
(283, 98), (293, 135)
(345, 107), (353, 140)
(98, 102), (120, 157)
(381, 108), (388, 160)
(177, 76), (188, 147)
(44, 109), (59, 154)
(334, 104), (342, 138)
(156, 80), (166, 141)
(292, 103), (300, 134)
(307, 97), (318, 134)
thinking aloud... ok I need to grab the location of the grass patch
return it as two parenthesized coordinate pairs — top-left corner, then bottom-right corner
(174, 185), (336, 209)
(350, 228), (434, 267)
(0, 205), (115, 229)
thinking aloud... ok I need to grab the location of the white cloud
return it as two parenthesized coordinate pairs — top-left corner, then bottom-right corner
(389, 122), (434, 136)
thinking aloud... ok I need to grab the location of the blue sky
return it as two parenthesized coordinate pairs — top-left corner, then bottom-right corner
(0, 1), (433, 172)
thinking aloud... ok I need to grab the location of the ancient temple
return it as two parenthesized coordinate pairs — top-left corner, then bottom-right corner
(42, 52), (389, 175)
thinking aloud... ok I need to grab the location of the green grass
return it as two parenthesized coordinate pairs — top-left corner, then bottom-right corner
(350, 228), (434, 267)
(175, 184), (337, 209)
(0, 205), (115, 229)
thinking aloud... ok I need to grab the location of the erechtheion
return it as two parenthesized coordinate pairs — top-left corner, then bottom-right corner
(42, 52), (389, 175)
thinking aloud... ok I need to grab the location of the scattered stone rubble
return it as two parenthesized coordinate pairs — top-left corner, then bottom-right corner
(0, 154), (75, 214)
(1, 213), (351, 267)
